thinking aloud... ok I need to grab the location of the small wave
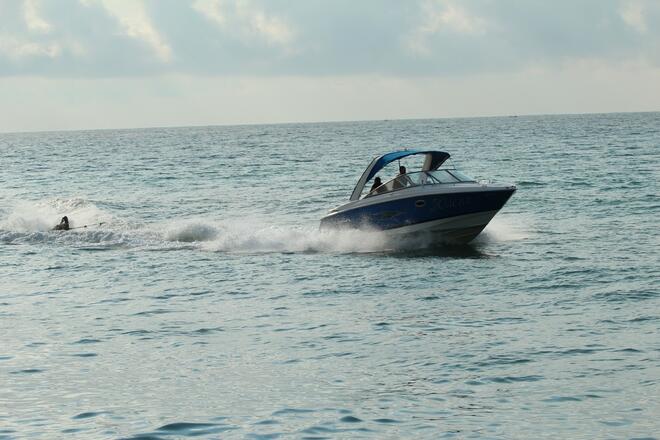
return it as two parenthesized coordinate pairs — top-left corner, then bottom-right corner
(0, 228), (154, 249)
(516, 181), (546, 187)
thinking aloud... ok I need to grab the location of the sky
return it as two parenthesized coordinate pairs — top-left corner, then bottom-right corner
(1, 0), (659, 132)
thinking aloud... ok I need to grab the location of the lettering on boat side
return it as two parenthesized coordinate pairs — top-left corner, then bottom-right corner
(430, 196), (472, 210)
(379, 211), (402, 219)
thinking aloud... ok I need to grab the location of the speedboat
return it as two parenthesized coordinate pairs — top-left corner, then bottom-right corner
(320, 150), (516, 245)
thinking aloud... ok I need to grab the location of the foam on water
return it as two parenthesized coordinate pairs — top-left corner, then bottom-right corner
(0, 199), (158, 248)
(477, 213), (533, 243)
(163, 220), (220, 243)
(1, 198), (113, 232)
(199, 220), (390, 253)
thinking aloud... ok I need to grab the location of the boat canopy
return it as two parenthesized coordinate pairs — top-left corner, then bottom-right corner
(349, 150), (451, 201)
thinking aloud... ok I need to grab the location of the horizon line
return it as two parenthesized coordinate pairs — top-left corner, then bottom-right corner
(2, 109), (658, 135)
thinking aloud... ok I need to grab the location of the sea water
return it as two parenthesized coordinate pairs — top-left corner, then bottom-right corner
(1, 113), (658, 439)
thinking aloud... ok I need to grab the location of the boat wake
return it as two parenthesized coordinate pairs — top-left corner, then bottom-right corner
(0, 198), (390, 254)
(0, 198), (530, 254)
(160, 218), (392, 253)
(476, 214), (533, 243)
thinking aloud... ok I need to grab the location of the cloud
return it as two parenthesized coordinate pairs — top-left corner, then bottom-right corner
(240, 2), (294, 46)
(192, 0), (226, 26)
(82, 0), (172, 62)
(407, 0), (488, 55)
(23, 0), (52, 33)
(420, 0), (487, 36)
(193, 0), (295, 47)
(0, 0), (659, 77)
(0, 37), (60, 59)
(620, 0), (647, 33)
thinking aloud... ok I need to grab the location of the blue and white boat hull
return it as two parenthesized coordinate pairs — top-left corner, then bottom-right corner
(320, 184), (515, 245)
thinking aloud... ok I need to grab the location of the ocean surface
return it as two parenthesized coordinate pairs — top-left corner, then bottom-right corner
(1, 113), (658, 439)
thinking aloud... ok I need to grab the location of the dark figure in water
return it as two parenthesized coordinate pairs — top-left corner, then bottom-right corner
(54, 216), (70, 231)
(370, 176), (382, 193)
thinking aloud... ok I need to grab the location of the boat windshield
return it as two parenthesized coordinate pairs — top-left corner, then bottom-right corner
(365, 169), (475, 198)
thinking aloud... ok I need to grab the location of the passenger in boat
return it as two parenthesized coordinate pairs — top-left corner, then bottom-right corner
(53, 216), (70, 231)
(370, 177), (383, 193)
(393, 166), (412, 189)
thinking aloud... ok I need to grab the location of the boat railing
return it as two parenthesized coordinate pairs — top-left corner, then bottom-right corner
(365, 169), (475, 198)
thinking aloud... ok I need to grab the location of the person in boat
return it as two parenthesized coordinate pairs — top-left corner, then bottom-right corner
(393, 165), (412, 189)
(54, 216), (70, 231)
(369, 177), (383, 193)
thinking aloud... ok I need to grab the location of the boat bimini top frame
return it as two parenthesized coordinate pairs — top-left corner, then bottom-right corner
(349, 150), (451, 201)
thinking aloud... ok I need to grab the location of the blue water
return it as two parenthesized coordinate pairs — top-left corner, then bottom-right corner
(1, 113), (659, 439)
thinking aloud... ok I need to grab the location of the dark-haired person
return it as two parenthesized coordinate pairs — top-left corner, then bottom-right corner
(54, 216), (70, 231)
(393, 165), (412, 189)
(370, 176), (383, 193)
